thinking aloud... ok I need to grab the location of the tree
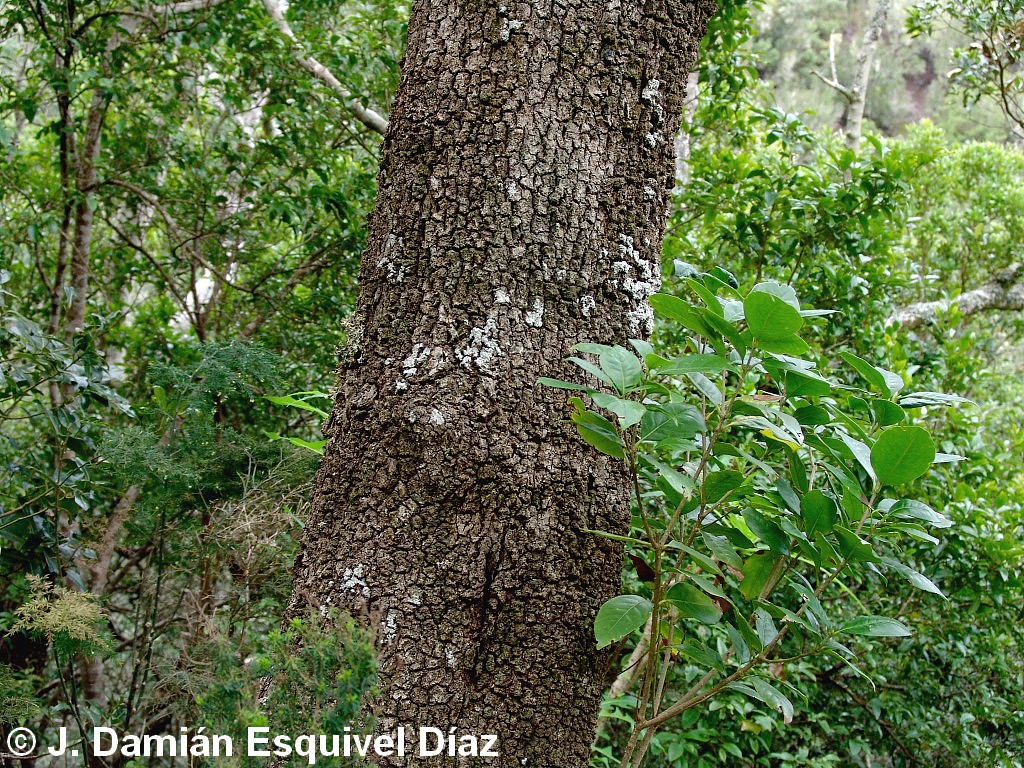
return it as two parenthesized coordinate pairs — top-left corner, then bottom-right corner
(284, 0), (717, 764)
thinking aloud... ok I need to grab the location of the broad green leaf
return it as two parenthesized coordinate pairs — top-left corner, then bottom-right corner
(702, 532), (743, 569)
(650, 353), (733, 376)
(840, 615), (911, 638)
(727, 679), (794, 724)
(754, 607), (779, 646)
(704, 470), (745, 503)
(570, 406), (624, 458)
(665, 582), (722, 624)
(599, 346), (644, 394)
(758, 335), (810, 356)
(743, 509), (790, 554)
(871, 398), (906, 426)
(640, 403), (706, 442)
(688, 372), (724, 405)
(881, 499), (952, 529)
(881, 557), (944, 597)
(595, 595), (653, 648)
(787, 370), (832, 398)
(871, 426), (935, 485)
(567, 356), (615, 389)
(573, 342), (619, 355)
(666, 541), (723, 576)
(834, 526), (879, 563)
(740, 552), (783, 601)
(801, 490), (838, 536)
(839, 351), (888, 394)
(591, 392), (646, 427)
(686, 277), (725, 316)
(744, 290), (803, 341)
(750, 281), (800, 310)
(648, 293), (714, 337)
(678, 640), (726, 672)
(839, 431), (876, 481)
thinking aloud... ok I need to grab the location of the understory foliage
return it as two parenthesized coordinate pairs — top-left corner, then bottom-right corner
(548, 274), (963, 768)
(1, 0), (1022, 766)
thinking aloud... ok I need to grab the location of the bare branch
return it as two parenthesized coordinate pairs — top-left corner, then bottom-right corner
(889, 263), (1024, 330)
(260, 0), (389, 136)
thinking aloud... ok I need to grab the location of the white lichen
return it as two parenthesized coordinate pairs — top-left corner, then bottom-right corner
(641, 79), (664, 147)
(525, 297), (544, 327)
(395, 379), (408, 392)
(377, 234), (408, 282)
(456, 316), (503, 371)
(499, 18), (524, 41)
(382, 611), (398, 642)
(401, 343), (430, 378)
(579, 295), (596, 317)
(611, 234), (659, 336)
(340, 564), (370, 598)
(446, 646), (457, 667)
(494, 287), (512, 305)
(428, 408), (445, 426)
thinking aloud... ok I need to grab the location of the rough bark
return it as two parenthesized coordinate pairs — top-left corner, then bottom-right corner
(889, 263), (1024, 330)
(288, 0), (716, 765)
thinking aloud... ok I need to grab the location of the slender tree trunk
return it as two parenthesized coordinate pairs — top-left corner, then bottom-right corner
(846, 0), (890, 151)
(64, 90), (108, 339)
(289, 1), (715, 765)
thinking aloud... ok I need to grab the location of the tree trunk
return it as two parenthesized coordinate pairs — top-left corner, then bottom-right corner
(289, 1), (715, 765)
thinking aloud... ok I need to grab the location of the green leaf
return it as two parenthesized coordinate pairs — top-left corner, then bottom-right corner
(265, 393), (330, 418)
(839, 352), (888, 394)
(882, 499), (952, 529)
(640, 403), (706, 442)
(744, 290), (803, 341)
(537, 376), (594, 393)
(839, 431), (877, 481)
(750, 281), (800, 311)
(666, 542), (723, 576)
(881, 557), (944, 597)
(801, 490), (838, 536)
(599, 346), (644, 394)
(686, 278), (725, 316)
(704, 470), (745, 503)
(727, 679), (794, 724)
(666, 582), (723, 624)
(649, 293), (714, 337)
(743, 509), (790, 554)
(567, 356), (615, 389)
(899, 391), (971, 408)
(787, 370), (832, 398)
(591, 392), (646, 428)
(595, 595), (653, 648)
(834, 526), (879, 563)
(650, 353), (734, 376)
(840, 615), (912, 638)
(571, 407), (625, 458)
(702, 532), (743, 569)
(740, 552), (783, 601)
(758, 335), (810, 355)
(871, 426), (936, 485)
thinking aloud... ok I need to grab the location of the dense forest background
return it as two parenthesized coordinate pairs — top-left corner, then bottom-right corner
(1, 0), (1022, 766)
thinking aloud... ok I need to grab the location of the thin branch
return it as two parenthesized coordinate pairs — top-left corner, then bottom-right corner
(260, 0), (389, 136)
